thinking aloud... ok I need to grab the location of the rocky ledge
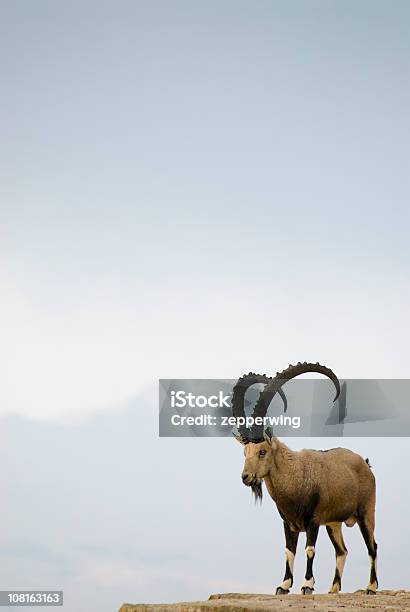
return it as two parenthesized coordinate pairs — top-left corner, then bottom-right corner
(119, 590), (410, 612)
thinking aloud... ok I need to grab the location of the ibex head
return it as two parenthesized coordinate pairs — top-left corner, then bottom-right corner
(231, 362), (340, 501)
(236, 430), (276, 501)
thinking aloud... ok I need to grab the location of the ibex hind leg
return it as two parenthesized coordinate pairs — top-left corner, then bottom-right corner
(358, 514), (378, 594)
(326, 523), (348, 593)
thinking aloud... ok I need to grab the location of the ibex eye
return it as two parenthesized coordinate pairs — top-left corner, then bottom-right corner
(259, 449), (267, 457)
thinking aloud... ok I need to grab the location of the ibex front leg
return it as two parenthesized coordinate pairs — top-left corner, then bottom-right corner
(276, 522), (299, 595)
(301, 522), (319, 594)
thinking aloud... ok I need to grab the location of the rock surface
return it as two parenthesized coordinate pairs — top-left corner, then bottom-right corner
(119, 590), (410, 612)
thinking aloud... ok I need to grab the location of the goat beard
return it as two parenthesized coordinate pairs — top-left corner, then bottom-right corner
(251, 480), (263, 503)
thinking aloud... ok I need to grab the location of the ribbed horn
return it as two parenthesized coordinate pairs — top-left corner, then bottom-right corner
(248, 362), (340, 441)
(231, 372), (288, 441)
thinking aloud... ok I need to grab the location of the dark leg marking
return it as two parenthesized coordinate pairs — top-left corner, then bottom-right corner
(358, 517), (378, 594)
(275, 522), (299, 595)
(326, 523), (348, 593)
(301, 522), (319, 594)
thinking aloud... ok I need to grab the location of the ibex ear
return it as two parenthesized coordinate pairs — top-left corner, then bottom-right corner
(232, 432), (248, 445)
(263, 428), (272, 444)
(264, 428), (277, 449)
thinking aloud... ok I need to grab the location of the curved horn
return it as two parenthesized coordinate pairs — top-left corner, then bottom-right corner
(248, 362), (340, 441)
(231, 373), (288, 441)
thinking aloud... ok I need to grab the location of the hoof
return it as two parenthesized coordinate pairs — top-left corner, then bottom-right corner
(301, 587), (314, 595)
(275, 587), (289, 595)
(366, 589), (377, 595)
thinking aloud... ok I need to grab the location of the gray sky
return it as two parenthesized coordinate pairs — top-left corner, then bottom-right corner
(1, 1), (410, 610)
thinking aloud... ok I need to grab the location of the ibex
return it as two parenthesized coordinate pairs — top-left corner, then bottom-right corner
(232, 362), (378, 595)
